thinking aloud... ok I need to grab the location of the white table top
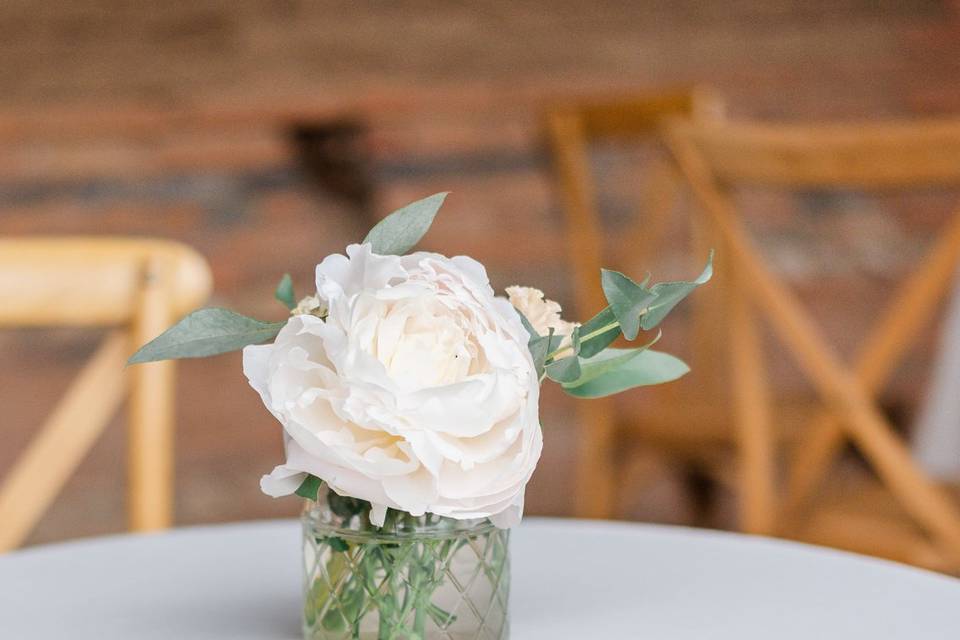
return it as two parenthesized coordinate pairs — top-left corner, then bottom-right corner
(1, 518), (958, 638)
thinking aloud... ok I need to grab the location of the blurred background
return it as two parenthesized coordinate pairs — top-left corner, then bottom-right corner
(4, 1), (960, 568)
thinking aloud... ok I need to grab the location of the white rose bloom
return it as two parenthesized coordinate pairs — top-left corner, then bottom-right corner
(244, 243), (542, 527)
(505, 286), (577, 340)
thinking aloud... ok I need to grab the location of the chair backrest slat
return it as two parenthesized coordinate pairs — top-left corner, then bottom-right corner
(0, 238), (211, 327)
(673, 119), (960, 188)
(553, 89), (719, 140)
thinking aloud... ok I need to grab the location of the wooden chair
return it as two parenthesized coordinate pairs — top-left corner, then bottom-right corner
(545, 88), (738, 520)
(0, 238), (212, 551)
(663, 118), (960, 570)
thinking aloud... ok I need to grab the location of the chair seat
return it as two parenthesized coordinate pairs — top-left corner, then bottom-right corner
(791, 466), (960, 573)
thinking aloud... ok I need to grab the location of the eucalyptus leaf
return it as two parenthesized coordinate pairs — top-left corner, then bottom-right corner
(576, 306), (620, 358)
(545, 353), (581, 383)
(640, 252), (714, 330)
(569, 348), (644, 387)
(275, 273), (296, 310)
(566, 332), (661, 388)
(601, 270), (659, 340)
(295, 474), (323, 500)
(561, 349), (689, 398)
(127, 308), (286, 364)
(362, 192), (449, 255)
(528, 329), (563, 380)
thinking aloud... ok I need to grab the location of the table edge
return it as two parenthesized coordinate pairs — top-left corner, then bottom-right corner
(4, 516), (960, 590)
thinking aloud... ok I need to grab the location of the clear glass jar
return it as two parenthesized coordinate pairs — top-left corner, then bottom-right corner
(301, 489), (510, 640)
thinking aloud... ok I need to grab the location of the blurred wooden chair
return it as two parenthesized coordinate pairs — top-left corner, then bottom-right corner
(545, 88), (735, 520)
(663, 118), (960, 570)
(0, 238), (212, 551)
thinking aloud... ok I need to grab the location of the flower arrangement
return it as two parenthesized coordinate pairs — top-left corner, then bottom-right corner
(130, 193), (710, 639)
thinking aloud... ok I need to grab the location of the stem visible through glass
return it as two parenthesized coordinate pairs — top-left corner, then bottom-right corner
(303, 486), (508, 639)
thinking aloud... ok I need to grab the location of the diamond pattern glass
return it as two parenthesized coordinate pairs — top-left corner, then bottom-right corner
(302, 501), (510, 640)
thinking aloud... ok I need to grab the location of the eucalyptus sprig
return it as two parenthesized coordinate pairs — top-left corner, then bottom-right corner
(128, 192), (711, 402)
(518, 252), (713, 398)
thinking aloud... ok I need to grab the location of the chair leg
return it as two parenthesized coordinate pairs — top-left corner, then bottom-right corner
(548, 111), (622, 520)
(728, 261), (776, 535)
(128, 258), (175, 532)
(781, 414), (848, 529)
(688, 209), (729, 401)
(573, 399), (619, 519)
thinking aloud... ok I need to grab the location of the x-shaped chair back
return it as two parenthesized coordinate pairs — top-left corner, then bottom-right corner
(663, 118), (960, 564)
(0, 238), (211, 551)
(544, 88), (725, 518)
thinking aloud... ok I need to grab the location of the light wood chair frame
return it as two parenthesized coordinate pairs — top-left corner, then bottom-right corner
(544, 88), (725, 518)
(663, 117), (960, 562)
(0, 237), (211, 551)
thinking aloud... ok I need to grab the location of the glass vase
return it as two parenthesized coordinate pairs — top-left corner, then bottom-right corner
(301, 490), (510, 640)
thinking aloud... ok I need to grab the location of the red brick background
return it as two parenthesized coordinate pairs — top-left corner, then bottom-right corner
(3, 1), (960, 545)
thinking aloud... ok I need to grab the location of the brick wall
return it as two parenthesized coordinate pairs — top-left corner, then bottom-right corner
(3, 1), (960, 544)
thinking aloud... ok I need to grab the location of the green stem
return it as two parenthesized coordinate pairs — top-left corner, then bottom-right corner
(577, 319), (621, 344)
(410, 541), (433, 639)
(412, 598), (428, 638)
(544, 319), (621, 364)
(546, 295), (683, 364)
(374, 545), (407, 640)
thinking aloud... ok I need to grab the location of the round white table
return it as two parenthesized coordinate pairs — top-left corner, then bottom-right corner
(1, 518), (957, 638)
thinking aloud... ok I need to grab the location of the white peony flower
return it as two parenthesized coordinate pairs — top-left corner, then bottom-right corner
(244, 243), (542, 527)
(505, 286), (577, 341)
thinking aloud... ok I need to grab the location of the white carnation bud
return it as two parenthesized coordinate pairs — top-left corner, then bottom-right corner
(505, 286), (578, 341)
